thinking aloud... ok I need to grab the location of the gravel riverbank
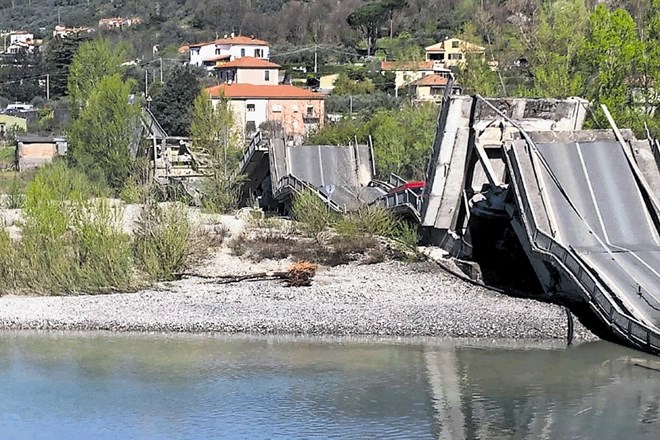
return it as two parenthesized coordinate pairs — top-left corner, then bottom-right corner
(0, 259), (597, 341)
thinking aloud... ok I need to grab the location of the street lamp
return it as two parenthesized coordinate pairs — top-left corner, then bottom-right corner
(146, 95), (152, 110)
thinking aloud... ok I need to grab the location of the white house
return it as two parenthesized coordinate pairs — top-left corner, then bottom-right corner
(9, 31), (33, 45)
(189, 34), (270, 71)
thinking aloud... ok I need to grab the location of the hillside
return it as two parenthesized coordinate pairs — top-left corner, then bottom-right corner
(0, 0), (491, 54)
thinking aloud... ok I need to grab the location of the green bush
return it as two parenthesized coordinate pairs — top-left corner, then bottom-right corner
(291, 190), (337, 237)
(0, 228), (16, 291)
(0, 163), (133, 295)
(335, 205), (398, 237)
(133, 202), (194, 281)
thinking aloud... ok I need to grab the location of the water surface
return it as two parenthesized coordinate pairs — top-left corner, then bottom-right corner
(0, 332), (658, 439)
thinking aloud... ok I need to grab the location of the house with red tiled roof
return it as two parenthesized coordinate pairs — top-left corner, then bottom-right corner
(189, 33), (270, 71)
(380, 60), (437, 91)
(206, 83), (324, 143)
(214, 57), (281, 85)
(410, 70), (462, 102)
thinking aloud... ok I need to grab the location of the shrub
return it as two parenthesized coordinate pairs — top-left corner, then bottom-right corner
(0, 163), (133, 294)
(133, 202), (194, 281)
(335, 205), (397, 237)
(0, 228), (16, 291)
(291, 190), (337, 237)
(71, 199), (133, 291)
(5, 174), (24, 209)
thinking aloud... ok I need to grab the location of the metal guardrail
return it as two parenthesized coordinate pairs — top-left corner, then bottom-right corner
(375, 189), (422, 222)
(239, 131), (265, 172)
(142, 108), (168, 139)
(506, 145), (660, 354)
(273, 174), (345, 213)
(387, 173), (408, 188)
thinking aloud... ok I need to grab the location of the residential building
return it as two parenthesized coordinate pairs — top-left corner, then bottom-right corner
(8, 31), (33, 45)
(2, 31), (39, 54)
(318, 74), (340, 93)
(98, 17), (142, 30)
(53, 24), (94, 38)
(189, 34), (270, 71)
(214, 57), (280, 85)
(0, 114), (27, 137)
(424, 38), (486, 68)
(16, 136), (67, 171)
(381, 60), (436, 91)
(410, 70), (462, 102)
(206, 83), (324, 144)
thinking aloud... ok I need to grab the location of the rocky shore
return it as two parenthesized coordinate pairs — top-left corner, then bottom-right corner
(0, 258), (597, 341)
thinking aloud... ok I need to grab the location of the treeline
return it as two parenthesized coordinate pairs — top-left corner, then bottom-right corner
(459, 0), (660, 136)
(0, 1), (599, 55)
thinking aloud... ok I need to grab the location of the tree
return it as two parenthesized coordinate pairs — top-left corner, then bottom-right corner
(501, 0), (589, 98)
(381, 0), (407, 39)
(67, 38), (130, 117)
(45, 34), (92, 99)
(190, 90), (243, 212)
(151, 65), (202, 136)
(457, 22), (501, 96)
(347, 2), (387, 56)
(67, 74), (140, 191)
(580, 5), (642, 123)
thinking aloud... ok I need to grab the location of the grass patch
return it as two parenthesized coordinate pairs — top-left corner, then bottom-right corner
(0, 164), (134, 294)
(229, 230), (387, 267)
(0, 162), (215, 295)
(290, 191), (421, 261)
(0, 146), (15, 165)
(133, 202), (196, 281)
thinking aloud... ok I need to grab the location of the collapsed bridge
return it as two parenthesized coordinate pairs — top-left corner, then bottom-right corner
(421, 94), (660, 355)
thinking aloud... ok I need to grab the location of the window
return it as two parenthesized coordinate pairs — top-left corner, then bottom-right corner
(272, 104), (282, 112)
(191, 48), (200, 55)
(451, 40), (459, 49)
(306, 105), (314, 117)
(292, 105), (299, 113)
(254, 48), (262, 58)
(240, 48), (245, 57)
(215, 48), (221, 55)
(247, 104), (256, 112)
(246, 121), (256, 133)
(264, 70), (270, 81)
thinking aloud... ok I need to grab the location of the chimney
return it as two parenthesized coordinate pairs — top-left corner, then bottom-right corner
(230, 32), (235, 39)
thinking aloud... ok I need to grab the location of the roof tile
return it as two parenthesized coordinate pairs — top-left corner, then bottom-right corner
(215, 57), (280, 69)
(206, 84), (323, 99)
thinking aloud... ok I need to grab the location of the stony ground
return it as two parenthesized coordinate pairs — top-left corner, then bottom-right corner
(0, 205), (597, 341)
(0, 256), (597, 341)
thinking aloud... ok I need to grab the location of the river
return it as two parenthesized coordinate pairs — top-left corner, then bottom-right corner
(0, 332), (658, 439)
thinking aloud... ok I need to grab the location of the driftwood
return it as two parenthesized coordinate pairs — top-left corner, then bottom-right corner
(179, 261), (318, 287)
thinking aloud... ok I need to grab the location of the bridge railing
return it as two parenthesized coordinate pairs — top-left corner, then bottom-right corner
(506, 144), (660, 354)
(274, 174), (345, 213)
(239, 131), (265, 173)
(374, 188), (422, 222)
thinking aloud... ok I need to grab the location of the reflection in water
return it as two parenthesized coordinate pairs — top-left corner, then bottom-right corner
(0, 332), (658, 440)
(424, 342), (660, 440)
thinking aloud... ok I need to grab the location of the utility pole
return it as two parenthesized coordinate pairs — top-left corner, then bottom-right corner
(145, 69), (148, 96)
(159, 57), (163, 83)
(46, 74), (50, 101)
(314, 44), (318, 74)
